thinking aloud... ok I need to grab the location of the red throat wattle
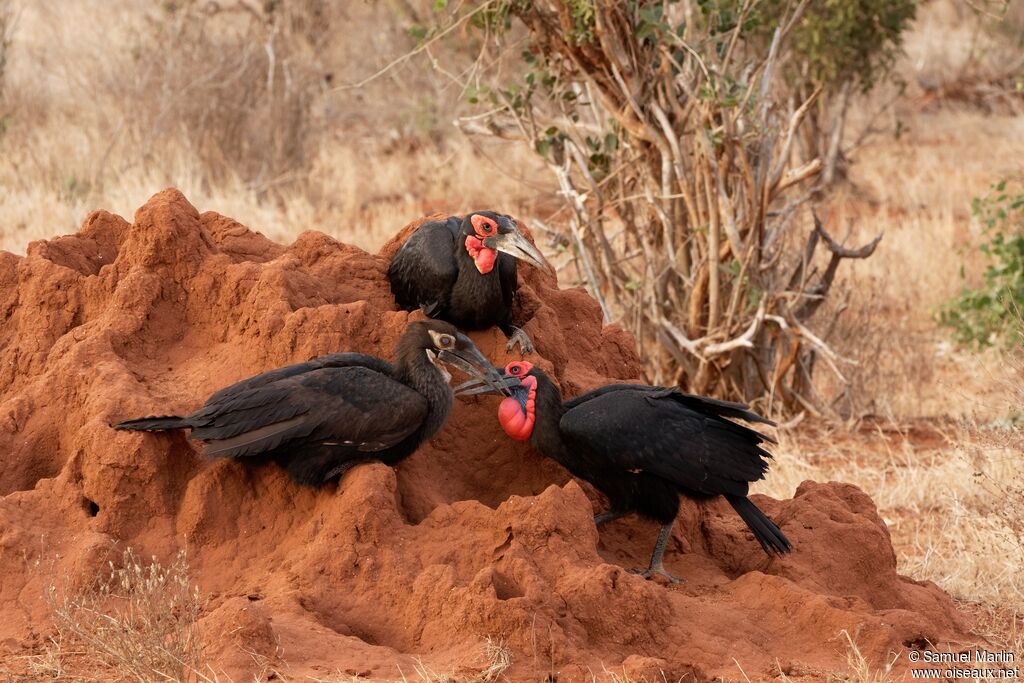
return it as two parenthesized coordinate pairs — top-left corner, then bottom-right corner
(464, 236), (497, 274)
(498, 375), (537, 441)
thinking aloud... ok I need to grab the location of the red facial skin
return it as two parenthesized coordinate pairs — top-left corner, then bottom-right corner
(498, 361), (537, 441)
(464, 214), (499, 274)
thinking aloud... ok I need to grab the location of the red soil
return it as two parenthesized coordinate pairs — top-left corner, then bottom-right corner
(0, 190), (973, 681)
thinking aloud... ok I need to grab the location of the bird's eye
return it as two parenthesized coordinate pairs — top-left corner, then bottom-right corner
(471, 214), (497, 236)
(438, 334), (454, 348)
(509, 364), (521, 375)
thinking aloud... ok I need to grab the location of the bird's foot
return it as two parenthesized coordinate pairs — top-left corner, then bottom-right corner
(505, 326), (534, 354)
(628, 564), (684, 584)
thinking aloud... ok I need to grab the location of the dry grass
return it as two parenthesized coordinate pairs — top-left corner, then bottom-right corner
(806, 104), (1024, 419)
(6, 552), (513, 683)
(0, 0), (1022, 679)
(0, 0), (549, 254)
(0, 132), (545, 253)
(771, 631), (900, 683)
(0, 548), (211, 683)
(400, 639), (512, 683)
(251, 637), (513, 683)
(756, 419), (1024, 610)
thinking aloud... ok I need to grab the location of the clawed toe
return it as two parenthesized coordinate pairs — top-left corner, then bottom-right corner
(628, 565), (684, 584)
(506, 328), (534, 354)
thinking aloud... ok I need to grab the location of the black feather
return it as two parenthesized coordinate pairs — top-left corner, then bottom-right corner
(518, 369), (790, 569)
(726, 494), (791, 554)
(110, 322), (466, 487)
(114, 415), (187, 431)
(387, 213), (522, 332)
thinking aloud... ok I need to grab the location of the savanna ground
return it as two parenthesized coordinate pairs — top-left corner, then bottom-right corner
(0, 0), (1022, 680)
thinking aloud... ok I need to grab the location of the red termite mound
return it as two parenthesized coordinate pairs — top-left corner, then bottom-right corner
(0, 190), (971, 681)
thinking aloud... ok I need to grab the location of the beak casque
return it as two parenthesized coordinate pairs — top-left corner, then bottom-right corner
(437, 334), (512, 397)
(454, 374), (521, 397)
(487, 227), (550, 272)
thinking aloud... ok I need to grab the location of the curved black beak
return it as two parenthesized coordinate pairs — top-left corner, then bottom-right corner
(454, 374), (520, 397)
(484, 220), (550, 272)
(438, 333), (512, 397)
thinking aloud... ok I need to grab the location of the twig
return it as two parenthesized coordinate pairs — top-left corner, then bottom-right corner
(332, 1), (496, 91)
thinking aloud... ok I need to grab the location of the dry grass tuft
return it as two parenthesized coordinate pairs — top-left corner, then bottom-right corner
(295, 638), (512, 683)
(774, 630), (900, 682)
(832, 630), (900, 683)
(40, 548), (209, 683)
(402, 637), (512, 683)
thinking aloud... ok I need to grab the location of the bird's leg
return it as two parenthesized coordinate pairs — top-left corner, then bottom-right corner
(628, 523), (684, 584)
(502, 324), (534, 354)
(323, 460), (361, 483)
(593, 509), (627, 526)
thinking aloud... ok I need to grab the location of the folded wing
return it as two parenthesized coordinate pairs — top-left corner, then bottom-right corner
(188, 365), (429, 460)
(388, 218), (460, 312)
(559, 387), (775, 497)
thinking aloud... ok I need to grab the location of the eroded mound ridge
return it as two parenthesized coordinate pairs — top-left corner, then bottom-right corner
(0, 190), (969, 680)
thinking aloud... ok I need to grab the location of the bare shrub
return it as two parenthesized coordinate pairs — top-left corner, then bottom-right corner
(912, 1), (1024, 114)
(104, 0), (331, 191)
(0, 0), (12, 117)
(45, 547), (208, 683)
(434, 1), (894, 414)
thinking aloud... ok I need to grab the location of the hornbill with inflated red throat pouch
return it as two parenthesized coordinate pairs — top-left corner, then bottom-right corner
(458, 361), (791, 583)
(387, 211), (549, 353)
(113, 321), (508, 487)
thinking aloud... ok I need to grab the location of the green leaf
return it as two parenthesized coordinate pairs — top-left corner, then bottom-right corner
(407, 25), (428, 42)
(939, 178), (1024, 348)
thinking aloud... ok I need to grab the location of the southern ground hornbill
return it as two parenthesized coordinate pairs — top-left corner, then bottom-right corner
(459, 361), (791, 582)
(387, 211), (548, 353)
(114, 321), (507, 487)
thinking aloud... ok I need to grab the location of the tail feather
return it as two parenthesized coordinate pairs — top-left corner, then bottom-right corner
(726, 494), (791, 555)
(113, 415), (188, 432)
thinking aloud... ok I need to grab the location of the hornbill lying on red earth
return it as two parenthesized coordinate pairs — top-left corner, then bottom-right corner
(458, 361), (791, 583)
(387, 211), (549, 354)
(114, 321), (507, 487)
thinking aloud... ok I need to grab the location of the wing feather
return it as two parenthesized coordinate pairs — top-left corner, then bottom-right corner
(202, 353), (392, 406)
(388, 218), (460, 311)
(184, 365), (428, 461)
(204, 415), (315, 459)
(559, 388), (774, 497)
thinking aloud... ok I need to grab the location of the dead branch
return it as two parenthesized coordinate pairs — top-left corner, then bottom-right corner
(444, 0), (883, 412)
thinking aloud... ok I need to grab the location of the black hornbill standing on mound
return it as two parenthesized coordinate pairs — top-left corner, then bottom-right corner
(113, 321), (508, 487)
(459, 361), (791, 583)
(387, 211), (549, 354)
